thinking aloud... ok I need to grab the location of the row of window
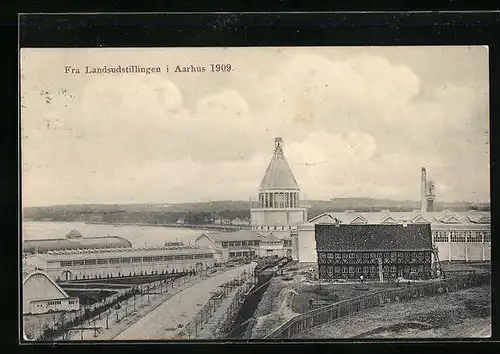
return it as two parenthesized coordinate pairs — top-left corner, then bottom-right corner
(433, 231), (491, 243)
(59, 253), (214, 267)
(319, 264), (426, 274)
(220, 239), (292, 247)
(318, 252), (429, 260)
(221, 241), (260, 247)
(229, 251), (255, 258)
(259, 192), (299, 208)
(47, 300), (62, 306)
(254, 225), (297, 231)
(68, 300), (77, 304)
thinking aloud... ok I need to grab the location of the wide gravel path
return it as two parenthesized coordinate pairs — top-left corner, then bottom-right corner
(114, 263), (255, 340)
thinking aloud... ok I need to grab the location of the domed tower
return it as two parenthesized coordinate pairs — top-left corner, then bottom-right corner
(250, 137), (307, 235)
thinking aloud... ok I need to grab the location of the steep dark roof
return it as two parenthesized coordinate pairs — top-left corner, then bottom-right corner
(315, 224), (432, 251)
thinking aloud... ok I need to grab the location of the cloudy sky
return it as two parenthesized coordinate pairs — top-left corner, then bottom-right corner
(21, 46), (490, 206)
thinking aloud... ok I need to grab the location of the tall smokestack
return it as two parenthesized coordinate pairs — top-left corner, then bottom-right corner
(421, 167), (427, 214)
(426, 180), (435, 212)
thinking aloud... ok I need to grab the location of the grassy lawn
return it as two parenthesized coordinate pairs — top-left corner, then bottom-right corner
(64, 289), (118, 306)
(59, 283), (131, 290)
(441, 261), (490, 274)
(63, 274), (182, 285)
(291, 282), (403, 313)
(300, 285), (491, 339)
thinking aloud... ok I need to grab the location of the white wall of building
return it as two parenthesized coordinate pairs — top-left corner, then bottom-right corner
(28, 298), (79, 315)
(296, 223), (317, 263)
(250, 209), (306, 227)
(26, 257), (216, 282)
(467, 243), (484, 261)
(296, 223), (491, 264)
(291, 232), (299, 261)
(23, 271), (79, 315)
(484, 243), (491, 261)
(435, 242), (450, 263)
(257, 241), (287, 258)
(450, 243), (467, 261)
(437, 242), (490, 262)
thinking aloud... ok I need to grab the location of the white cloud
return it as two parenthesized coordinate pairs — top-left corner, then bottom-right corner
(21, 47), (490, 205)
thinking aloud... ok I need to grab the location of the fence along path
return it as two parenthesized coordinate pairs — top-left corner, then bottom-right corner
(263, 273), (490, 339)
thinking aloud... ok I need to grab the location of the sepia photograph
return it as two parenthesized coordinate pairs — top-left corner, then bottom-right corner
(20, 46), (491, 341)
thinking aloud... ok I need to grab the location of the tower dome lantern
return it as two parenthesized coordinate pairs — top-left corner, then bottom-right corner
(274, 137), (284, 154)
(251, 137), (306, 224)
(259, 137), (299, 191)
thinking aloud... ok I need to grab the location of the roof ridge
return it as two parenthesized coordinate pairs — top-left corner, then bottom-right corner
(23, 270), (69, 299)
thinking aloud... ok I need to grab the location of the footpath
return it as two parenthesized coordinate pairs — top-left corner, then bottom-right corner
(62, 270), (224, 341)
(114, 263), (255, 340)
(195, 281), (251, 339)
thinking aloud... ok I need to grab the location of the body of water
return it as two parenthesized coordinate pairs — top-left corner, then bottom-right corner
(22, 221), (210, 248)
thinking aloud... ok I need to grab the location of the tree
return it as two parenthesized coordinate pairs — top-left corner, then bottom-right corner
(58, 312), (67, 329)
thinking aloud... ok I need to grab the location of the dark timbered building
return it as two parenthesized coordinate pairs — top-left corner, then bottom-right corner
(315, 223), (433, 280)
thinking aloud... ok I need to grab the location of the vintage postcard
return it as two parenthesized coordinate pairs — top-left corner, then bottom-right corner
(20, 46), (491, 341)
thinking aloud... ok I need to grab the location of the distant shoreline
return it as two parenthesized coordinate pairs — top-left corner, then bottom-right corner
(23, 219), (249, 232)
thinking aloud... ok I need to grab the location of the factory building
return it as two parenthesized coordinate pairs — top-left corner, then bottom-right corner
(293, 167), (490, 264)
(24, 245), (221, 281)
(23, 229), (132, 254)
(315, 223), (433, 280)
(23, 269), (80, 315)
(195, 231), (260, 261)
